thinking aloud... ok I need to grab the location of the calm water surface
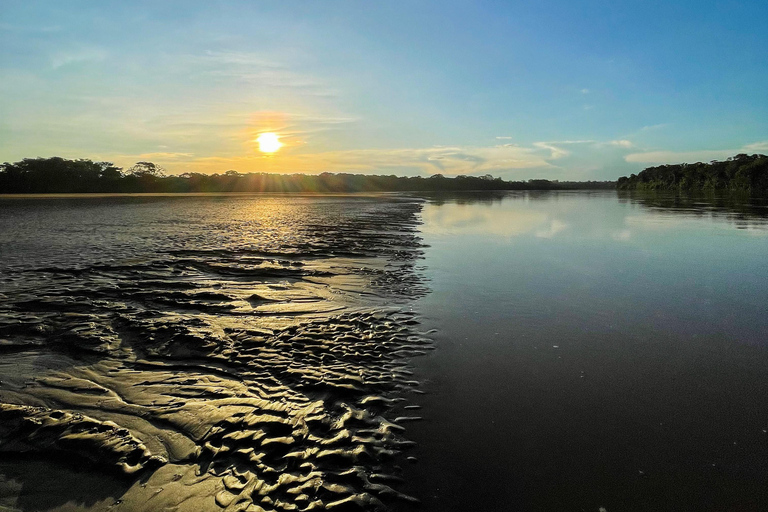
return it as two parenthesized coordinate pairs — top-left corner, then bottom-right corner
(405, 191), (768, 511)
(1, 191), (767, 512)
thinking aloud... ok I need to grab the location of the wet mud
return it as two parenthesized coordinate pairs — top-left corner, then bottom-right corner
(0, 195), (431, 511)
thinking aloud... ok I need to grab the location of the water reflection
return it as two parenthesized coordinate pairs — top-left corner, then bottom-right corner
(406, 189), (768, 511)
(422, 191), (768, 241)
(422, 191), (623, 240)
(618, 190), (768, 231)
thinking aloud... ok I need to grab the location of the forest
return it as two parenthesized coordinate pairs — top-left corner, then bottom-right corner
(0, 157), (614, 193)
(617, 154), (768, 191)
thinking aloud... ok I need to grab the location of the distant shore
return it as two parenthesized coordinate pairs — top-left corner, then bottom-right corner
(617, 154), (768, 192)
(0, 157), (614, 194)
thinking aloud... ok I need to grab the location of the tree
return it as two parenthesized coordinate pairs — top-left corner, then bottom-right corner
(97, 162), (123, 180)
(128, 161), (166, 177)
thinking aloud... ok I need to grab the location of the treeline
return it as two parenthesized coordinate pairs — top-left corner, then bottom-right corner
(617, 154), (768, 192)
(0, 157), (615, 193)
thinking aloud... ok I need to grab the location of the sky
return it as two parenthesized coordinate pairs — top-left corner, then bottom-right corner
(1, 0), (767, 180)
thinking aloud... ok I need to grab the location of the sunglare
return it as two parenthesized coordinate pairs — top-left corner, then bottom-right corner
(256, 133), (282, 153)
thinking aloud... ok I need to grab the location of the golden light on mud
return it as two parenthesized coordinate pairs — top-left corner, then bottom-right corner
(256, 133), (283, 153)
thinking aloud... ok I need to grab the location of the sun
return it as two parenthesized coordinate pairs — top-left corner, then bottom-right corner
(256, 132), (283, 153)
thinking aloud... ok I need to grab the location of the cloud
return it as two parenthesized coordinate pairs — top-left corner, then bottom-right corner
(36, 133), (648, 181)
(625, 141), (768, 164)
(532, 140), (599, 160)
(185, 51), (334, 94)
(639, 123), (669, 132)
(523, 139), (640, 179)
(50, 47), (107, 69)
(44, 132), (685, 182)
(274, 113), (359, 135)
(98, 135), (646, 180)
(103, 143), (553, 177)
(533, 142), (571, 159)
(126, 137), (637, 180)
(625, 150), (731, 164)
(137, 152), (195, 160)
(198, 51), (282, 68)
(743, 141), (768, 152)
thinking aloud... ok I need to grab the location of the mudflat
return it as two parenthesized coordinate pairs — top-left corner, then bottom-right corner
(0, 194), (431, 511)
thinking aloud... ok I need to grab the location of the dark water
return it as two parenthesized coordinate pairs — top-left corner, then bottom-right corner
(404, 191), (768, 512)
(1, 192), (767, 511)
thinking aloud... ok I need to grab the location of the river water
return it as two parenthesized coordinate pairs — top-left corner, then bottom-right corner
(0, 191), (767, 511)
(405, 191), (768, 511)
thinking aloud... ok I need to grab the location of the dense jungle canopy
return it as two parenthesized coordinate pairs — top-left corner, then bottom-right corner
(617, 154), (768, 192)
(0, 157), (614, 193)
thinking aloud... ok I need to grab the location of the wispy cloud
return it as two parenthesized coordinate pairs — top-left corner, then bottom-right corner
(743, 141), (768, 152)
(109, 136), (643, 179)
(639, 123), (669, 132)
(103, 136), (641, 178)
(50, 47), (107, 69)
(532, 142), (571, 159)
(136, 152), (195, 160)
(532, 140), (599, 160)
(100, 136), (766, 180)
(103, 143), (552, 177)
(625, 141), (768, 164)
(198, 51), (282, 68)
(184, 50), (335, 95)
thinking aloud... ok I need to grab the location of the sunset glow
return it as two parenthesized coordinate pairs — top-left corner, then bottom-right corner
(1, 3), (768, 511)
(0, 2), (766, 178)
(256, 133), (282, 154)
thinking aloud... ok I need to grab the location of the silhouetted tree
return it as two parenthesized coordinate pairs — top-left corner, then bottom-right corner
(0, 156), (616, 194)
(616, 155), (768, 192)
(128, 161), (166, 177)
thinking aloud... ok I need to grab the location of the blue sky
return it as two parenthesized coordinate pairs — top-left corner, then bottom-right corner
(1, 0), (766, 179)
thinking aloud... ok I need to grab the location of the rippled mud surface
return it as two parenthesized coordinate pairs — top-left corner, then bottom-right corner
(0, 195), (431, 512)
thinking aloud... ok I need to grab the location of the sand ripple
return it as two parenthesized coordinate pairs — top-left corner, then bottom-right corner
(0, 195), (430, 511)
